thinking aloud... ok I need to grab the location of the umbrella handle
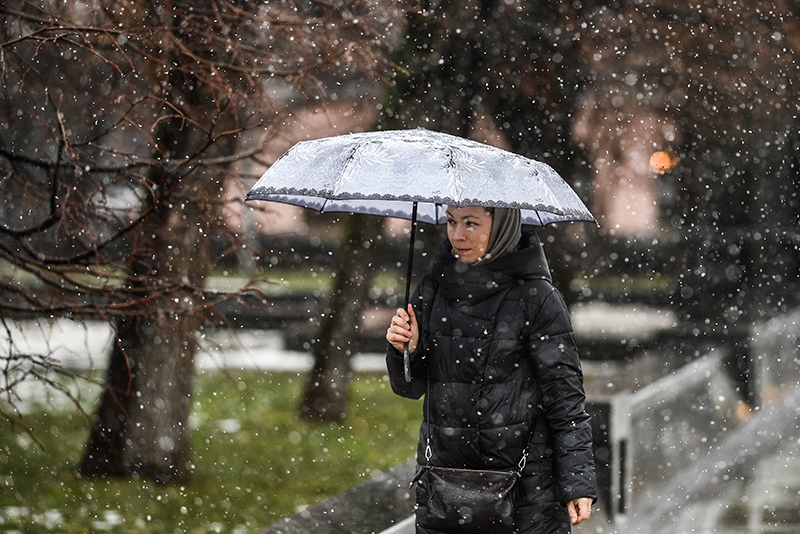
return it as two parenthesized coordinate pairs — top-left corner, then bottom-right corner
(403, 347), (411, 382)
(403, 202), (418, 382)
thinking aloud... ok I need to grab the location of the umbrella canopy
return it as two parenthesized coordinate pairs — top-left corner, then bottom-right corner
(246, 128), (595, 381)
(246, 128), (595, 226)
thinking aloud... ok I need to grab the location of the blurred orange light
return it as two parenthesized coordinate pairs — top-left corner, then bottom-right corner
(650, 150), (677, 174)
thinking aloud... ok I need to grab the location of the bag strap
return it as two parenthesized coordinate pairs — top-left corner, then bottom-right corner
(424, 376), (534, 473)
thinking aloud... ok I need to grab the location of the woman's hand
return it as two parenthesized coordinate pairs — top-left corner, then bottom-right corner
(386, 304), (419, 354)
(567, 497), (593, 526)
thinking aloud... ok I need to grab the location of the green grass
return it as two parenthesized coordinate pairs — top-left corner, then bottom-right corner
(207, 268), (404, 298)
(0, 371), (421, 533)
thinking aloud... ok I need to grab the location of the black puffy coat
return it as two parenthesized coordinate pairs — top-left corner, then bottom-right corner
(387, 231), (597, 534)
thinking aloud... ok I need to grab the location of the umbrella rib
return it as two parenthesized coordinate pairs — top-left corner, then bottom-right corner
(331, 145), (362, 199)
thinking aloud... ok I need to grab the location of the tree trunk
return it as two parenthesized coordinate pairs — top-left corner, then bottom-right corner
(78, 313), (197, 482)
(299, 214), (381, 422)
(78, 161), (221, 481)
(78, 53), (225, 480)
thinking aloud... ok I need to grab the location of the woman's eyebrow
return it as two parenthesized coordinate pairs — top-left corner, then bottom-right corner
(445, 212), (479, 221)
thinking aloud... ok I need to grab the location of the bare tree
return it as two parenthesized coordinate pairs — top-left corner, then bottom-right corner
(0, 0), (400, 482)
(298, 213), (384, 422)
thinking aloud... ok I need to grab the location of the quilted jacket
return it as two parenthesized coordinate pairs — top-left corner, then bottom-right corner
(387, 230), (597, 533)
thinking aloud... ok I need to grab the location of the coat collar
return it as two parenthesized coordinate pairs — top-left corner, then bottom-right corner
(430, 229), (552, 307)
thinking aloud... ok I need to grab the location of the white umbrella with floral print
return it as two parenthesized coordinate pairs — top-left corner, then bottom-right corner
(247, 128), (594, 225)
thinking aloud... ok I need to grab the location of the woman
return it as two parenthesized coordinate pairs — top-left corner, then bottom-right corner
(386, 206), (596, 533)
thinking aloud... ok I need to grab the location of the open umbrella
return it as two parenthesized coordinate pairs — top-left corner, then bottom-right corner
(246, 128), (596, 380)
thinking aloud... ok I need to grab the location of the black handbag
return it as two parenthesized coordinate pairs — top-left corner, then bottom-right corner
(412, 463), (521, 533)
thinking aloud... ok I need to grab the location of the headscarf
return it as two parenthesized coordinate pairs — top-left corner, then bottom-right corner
(479, 207), (522, 264)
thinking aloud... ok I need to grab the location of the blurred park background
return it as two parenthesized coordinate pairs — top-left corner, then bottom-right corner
(2, 1), (799, 532)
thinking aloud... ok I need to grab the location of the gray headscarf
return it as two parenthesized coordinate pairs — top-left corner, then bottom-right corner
(478, 207), (522, 264)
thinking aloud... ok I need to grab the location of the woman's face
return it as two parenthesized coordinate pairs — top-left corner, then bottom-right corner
(446, 206), (493, 265)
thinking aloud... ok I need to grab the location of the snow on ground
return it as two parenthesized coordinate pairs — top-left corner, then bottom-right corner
(1, 303), (675, 413)
(0, 318), (385, 414)
(571, 301), (676, 340)
(0, 302), (675, 373)
(0, 319), (387, 374)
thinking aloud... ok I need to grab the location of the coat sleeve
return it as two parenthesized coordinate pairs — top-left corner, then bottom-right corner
(385, 274), (434, 400)
(527, 285), (597, 505)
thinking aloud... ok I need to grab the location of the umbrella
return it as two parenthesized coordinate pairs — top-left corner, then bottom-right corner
(246, 128), (596, 380)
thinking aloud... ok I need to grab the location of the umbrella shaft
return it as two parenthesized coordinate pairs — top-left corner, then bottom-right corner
(402, 202), (418, 383)
(404, 202), (418, 308)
